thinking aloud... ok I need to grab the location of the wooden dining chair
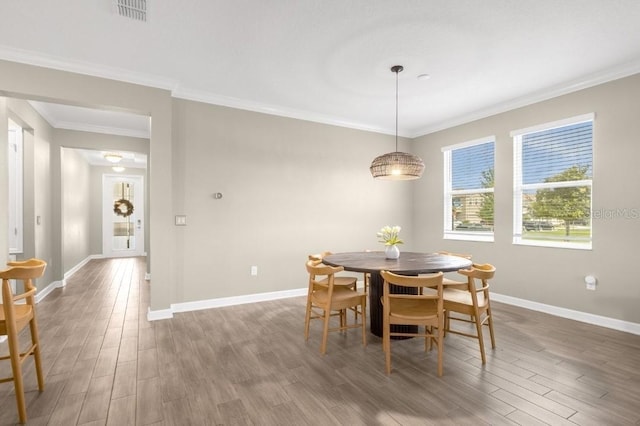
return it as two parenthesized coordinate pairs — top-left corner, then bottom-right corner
(308, 252), (358, 290)
(442, 263), (496, 364)
(380, 270), (445, 376)
(0, 258), (47, 424)
(308, 252), (361, 323)
(304, 260), (367, 355)
(437, 251), (473, 290)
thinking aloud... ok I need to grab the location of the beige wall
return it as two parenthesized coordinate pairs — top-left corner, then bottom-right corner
(2, 98), (54, 287)
(0, 97), (7, 267)
(2, 58), (639, 326)
(412, 73), (640, 323)
(61, 147), (91, 272)
(173, 99), (413, 302)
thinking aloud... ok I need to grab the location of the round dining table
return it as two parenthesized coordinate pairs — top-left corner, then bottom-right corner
(323, 251), (472, 337)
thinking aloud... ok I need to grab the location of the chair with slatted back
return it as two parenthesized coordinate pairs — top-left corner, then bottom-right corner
(0, 258), (47, 424)
(442, 263), (496, 364)
(380, 270), (445, 376)
(304, 260), (367, 355)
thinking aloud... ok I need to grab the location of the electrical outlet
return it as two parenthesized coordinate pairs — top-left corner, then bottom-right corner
(585, 275), (597, 291)
(251, 266), (258, 276)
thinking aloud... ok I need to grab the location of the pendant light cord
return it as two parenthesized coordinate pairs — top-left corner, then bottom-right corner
(390, 65), (403, 152)
(395, 67), (399, 152)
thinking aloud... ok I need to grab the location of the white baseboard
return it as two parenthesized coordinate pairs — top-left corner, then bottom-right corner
(35, 280), (65, 303)
(147, 287), (640, 336)
(146, 306), (173, 321)
(146, 287), (307, 321)
(63, 255), (99, 280)
(34, 255), (100, 304)
(45, 260), (640, 337)
(492, 293), (640, 336)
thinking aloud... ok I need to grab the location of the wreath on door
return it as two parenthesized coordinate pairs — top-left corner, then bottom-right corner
(113, 199), (134, 217)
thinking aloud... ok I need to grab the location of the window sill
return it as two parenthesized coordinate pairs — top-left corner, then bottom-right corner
(444, 232), (494, 243)
(513, 237), (592, 250)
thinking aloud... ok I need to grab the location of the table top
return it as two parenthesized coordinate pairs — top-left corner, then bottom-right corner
(323, 251), (472, 275)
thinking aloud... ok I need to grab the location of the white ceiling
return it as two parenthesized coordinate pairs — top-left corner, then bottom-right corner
(1, 1), (640, 138)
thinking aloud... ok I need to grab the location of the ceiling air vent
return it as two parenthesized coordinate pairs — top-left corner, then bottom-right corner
(115, 0), (147, 22)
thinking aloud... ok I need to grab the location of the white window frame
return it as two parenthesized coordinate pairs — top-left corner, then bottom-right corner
(442, 136), (495, 242)
(512, 113), (594, 250)
(8, 119), (23, 254)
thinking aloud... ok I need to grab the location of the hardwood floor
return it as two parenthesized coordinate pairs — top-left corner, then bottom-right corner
(1, 257), (639, 425)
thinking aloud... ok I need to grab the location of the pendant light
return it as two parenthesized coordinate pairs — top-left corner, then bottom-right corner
(370, 65), (425, 180)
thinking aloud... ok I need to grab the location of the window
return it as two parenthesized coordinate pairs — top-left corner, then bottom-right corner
(512, 114), (593, 249)
(443, 137), (495, 242)
(8, 119), (23, 254)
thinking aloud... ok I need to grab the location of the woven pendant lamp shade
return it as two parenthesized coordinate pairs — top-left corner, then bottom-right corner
(370, 151), (425, 180)
(370, 65), (424, 181)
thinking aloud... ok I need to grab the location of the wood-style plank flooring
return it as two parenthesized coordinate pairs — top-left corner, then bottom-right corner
(1, 257), (640, 425)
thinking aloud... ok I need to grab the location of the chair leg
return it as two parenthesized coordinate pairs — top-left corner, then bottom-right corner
(384, 333), (392, 375)
(7, 330), (27, 423)
(487, 305), (496, 349)
(443, 310), (450, 337)
(361, 300), (367, 348)
(30, 319), (45, 391)
(383, 316), (391, 374)
(304, 299), (312, 341)
(320, 308), (331, 355)
(436, 329), (443, 377)
(474, 309), (487, 364)
(425, 326), (432, 352)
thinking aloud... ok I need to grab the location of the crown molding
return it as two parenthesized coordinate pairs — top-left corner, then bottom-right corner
(172, 87), (398, 136)
(0, 45), (177, 91)
(55, 121), (150, 139)
(3, 45), (639, 140)
(28, 99), (150, 138)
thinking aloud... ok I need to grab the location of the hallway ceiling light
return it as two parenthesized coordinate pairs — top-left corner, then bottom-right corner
(370, 65), (425, 180)
(104, 153), (122, 163)
(112, 166), (125, 172)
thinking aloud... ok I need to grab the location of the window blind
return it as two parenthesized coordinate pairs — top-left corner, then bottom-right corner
(521, 121), (593, 185)
(513, 115), (593, 249)
(452, 141), (495, 191)
(443, 138), (495, 241)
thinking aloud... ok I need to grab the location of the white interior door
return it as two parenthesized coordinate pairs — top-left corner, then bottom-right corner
(103, 175), (145, 257)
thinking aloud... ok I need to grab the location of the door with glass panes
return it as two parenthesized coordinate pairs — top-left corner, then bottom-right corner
(102, 175), (144, 257)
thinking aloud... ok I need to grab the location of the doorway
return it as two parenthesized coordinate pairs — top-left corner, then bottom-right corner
(102, 175), (145, 257)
